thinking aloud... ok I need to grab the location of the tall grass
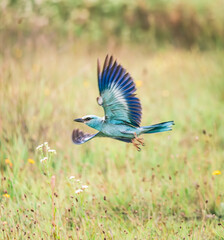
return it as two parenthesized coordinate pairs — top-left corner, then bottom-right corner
(0, 44), (224, 239)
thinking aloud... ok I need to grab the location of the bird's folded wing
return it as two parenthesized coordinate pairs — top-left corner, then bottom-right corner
(72, 129), (100, 144)
(97, 55), (142, 127)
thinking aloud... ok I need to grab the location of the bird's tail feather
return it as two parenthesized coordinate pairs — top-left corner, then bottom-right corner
(141, 121), (174, 134)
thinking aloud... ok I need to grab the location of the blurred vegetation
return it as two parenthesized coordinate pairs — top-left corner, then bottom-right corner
(1, 0), (224, 49)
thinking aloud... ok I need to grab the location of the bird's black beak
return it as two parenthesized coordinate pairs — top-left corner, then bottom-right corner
(74, 118), (84, 123)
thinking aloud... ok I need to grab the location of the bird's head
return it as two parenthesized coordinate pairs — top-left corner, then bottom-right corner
(74, 115), (103, 130)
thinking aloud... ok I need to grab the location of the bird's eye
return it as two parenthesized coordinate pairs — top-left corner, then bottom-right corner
(85, 117), (91, 121)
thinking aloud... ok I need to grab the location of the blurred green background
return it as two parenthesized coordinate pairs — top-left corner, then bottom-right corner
(1, 0), (224, 49)
(0, 0), (224, 239)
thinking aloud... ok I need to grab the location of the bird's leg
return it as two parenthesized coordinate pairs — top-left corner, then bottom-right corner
(131, 133), (144, 151)
(131, 138), (141, 151)
(134, 132), (144, 146)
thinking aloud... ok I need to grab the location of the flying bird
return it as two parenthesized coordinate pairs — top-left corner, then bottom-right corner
(72, 55), (174, 151)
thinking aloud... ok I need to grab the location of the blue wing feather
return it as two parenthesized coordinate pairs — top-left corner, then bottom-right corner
(97, 55), (142, 127)
(108, 62), (118, 88)
(102, 55), (109, 90)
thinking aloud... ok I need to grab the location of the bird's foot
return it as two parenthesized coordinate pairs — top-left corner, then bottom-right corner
(131, 139), (141, 151)
(132, 133), (145, 151)
(134, 133), (145, 146)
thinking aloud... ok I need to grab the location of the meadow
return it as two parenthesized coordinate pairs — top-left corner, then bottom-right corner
(0, 43), (224, 239)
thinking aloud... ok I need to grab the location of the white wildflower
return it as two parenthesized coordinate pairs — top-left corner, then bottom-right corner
(44, 142), (48, 145)
(69, 176), (75, 180)
(81, 185), (88, 190)
(40, 157), (48, 163)
(76, 179), (80, 182)
(48, 149), (56, 154)
(75, 189), (83, 194)
(36, 144), (43, 150)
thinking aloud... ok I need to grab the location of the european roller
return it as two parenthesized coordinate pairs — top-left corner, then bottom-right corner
(72, 55), (174, 151)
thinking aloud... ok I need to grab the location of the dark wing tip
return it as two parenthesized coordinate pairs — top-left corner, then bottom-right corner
(97, 58), (101, 78)
(72, 129), (85, 144)
(103, 55), (109, 71)
(72, 129), (96, 145)
(72, 129), (80, 144)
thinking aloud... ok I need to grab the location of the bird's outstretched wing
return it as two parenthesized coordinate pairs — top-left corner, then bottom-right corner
(72, 129), (99, 144)
(97, 55), (142, 127)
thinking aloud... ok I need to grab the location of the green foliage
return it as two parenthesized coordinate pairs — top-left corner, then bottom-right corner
(1, 0), (224, 48)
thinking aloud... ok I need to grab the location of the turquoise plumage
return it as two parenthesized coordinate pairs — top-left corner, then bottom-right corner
(72, 55), (174, 150)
